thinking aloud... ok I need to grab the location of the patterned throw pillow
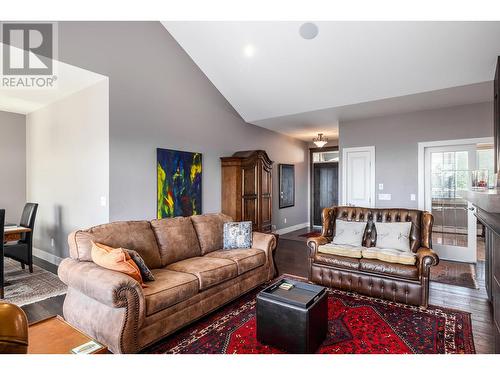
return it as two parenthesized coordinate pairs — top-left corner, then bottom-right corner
(332, 220), (367, 247)
(223, 221), (253, 249)
(126, 249), (155, 282)
(374, 222), (412, 252)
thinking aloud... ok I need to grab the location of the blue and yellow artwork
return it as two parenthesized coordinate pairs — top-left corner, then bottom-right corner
(157, 148), (202, 218)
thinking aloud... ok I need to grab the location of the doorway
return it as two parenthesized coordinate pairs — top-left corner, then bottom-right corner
(341, 146), (375, 207)
(419, 138), (494, 264)
(310, 147), (339, 228)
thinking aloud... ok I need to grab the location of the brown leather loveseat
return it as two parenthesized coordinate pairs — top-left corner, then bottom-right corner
(307, 206), (439, 308)
(58, 213), (276, 353)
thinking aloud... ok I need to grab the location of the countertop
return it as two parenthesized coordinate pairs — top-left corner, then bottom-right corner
(464, 189), (500, 213)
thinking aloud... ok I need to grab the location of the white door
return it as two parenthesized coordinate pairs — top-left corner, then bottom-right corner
(424, 144), (477, 262)
(342, 146), (375, 207)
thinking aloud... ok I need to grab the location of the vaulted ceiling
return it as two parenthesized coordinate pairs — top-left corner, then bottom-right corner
(163, 21), (500, 141)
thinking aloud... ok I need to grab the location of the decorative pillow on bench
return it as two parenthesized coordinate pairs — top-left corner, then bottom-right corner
(223, 221), (253, 249)
(91, 242), (149, 286)
(362, 247), (416, 265)
(332, 219), (367, 246)
(317, 243), (364, 258)
(374, 222), (412, 252)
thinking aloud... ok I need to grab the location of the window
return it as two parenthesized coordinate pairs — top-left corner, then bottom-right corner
(477, 147), (495, 188)
(312, 151), (339, 163)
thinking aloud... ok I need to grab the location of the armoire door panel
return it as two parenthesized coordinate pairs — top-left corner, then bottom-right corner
(242, 199), (258, 227)
(242, 165), (257, 196)
(261, 169), (271, 195)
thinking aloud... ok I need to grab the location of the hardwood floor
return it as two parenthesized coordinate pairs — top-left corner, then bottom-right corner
(275, 227), (496, 354)
(20, 257), (64, 323)
(21, 229), (496, 353)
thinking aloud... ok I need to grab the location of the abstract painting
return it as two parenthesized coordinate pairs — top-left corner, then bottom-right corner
(157, 148), (202, 218)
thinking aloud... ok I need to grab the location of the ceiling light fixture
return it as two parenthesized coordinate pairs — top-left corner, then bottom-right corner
(299, 22), (319, 40)
(243, 44), (256, 58)
(313, 133), (328, 148)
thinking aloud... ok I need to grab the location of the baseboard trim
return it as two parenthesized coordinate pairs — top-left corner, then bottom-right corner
(33, 247), (63, 266)
(275, 222), (310, 235)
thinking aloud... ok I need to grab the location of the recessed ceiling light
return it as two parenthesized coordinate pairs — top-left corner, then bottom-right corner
(243, 44), (256, 58)
(299, 22), (319, 40)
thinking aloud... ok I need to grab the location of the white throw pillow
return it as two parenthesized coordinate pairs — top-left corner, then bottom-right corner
(332, 220), (366, 247)
(374, 222), (412, 252)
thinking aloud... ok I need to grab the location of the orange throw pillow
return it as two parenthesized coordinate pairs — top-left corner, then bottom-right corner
(91, 242), (145, 286)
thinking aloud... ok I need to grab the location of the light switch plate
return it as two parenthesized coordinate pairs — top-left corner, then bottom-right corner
(378, 193), (391, 201)
(378, 183), (384, 190)
(410, 194), (416, 201)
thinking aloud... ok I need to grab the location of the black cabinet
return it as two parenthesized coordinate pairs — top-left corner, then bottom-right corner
(476, 208), (500, 353)
(256, 279), (328, 353)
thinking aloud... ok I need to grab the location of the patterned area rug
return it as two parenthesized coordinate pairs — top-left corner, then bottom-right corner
(430, 260), (478, 289)
(1, 258), (67, 306)
(145, 277), (475, 354)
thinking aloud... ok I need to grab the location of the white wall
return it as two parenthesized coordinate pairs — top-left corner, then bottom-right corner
(26, 80), (109, 260)
(0, 111), (26, 223)
(339, 102), (493, 208)
(58, 22), (309, 230)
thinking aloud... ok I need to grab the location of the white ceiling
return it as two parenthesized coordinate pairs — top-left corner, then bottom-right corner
(0, 43), (107, 115)
(163, 21), (500, 141)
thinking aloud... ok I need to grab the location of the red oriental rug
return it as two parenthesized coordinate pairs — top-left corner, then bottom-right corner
(144, 277), (475, 354)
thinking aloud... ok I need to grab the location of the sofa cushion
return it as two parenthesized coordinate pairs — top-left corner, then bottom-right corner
(150, 217), (202, 266)
(333, 220), (367, 246)
(223, 221), (252, 249)
(91, 242), (144, 285)
(166, 257), (238, 290)
(313, 253), (360, 270)
(374, 222), (412, 252)
(143, 269), (199, 316)
(68, 221), (162, 269)
(362, 247), (416, 266)
(359, 258), (419, 280)
(205, 248), (266, 275)
(191, 213), (233, 255)
(317, 243), (363, 258)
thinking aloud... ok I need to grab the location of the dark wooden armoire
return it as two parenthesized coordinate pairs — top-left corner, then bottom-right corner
(221, 150), (273, 233)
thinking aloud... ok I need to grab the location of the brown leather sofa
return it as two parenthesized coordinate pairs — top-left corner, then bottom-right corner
(307, 206), (439, 308)
(58, 213), (276, 353)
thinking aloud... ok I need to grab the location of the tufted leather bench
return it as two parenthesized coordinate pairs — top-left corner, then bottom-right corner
(307, 206), (439, 308)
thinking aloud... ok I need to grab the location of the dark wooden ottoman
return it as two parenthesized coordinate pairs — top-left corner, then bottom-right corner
(256, 278), (328, 353)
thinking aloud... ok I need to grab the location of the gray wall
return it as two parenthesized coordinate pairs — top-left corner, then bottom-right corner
(26, 81), (109, 259)
(0, 111), (26, 223)
(57, 22), (309, 229)
(339, 101), (493, 208)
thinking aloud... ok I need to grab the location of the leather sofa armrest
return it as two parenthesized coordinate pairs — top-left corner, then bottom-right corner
(252, 232), (277, 280)
(58, 258), (146, 319)
(416, 247), (439, 277)
(306, 236), (330, 259)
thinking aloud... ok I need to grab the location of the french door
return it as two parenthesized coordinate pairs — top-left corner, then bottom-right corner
(424, 144), (477, 262)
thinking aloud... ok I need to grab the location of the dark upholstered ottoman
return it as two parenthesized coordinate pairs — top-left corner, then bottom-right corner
(256, 278), (327, 353)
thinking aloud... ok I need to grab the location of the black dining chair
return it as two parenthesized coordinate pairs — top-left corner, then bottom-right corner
(4, 203), (38, 273)
(1, 209), (5, 299)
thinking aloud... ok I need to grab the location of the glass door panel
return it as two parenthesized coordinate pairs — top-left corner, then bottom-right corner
(424, 144), (476, 262)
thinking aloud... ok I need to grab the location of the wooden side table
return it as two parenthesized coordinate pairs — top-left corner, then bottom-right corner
(28, 315), (108, 354)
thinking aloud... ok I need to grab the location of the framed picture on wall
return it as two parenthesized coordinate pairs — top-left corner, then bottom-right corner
(157, 148), (202, 218)
(279, 164), (295, 209)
